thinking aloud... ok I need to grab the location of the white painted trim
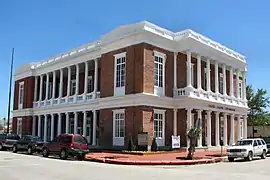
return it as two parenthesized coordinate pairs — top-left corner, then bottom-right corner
(113, 108), (125, 146)
(153, 50), (166, 59)
(154, 109), (167, 114)
(153, 109), (166, 146)
(17, 118), (22, 137)
(112, 109), (125, 113)
(18, 82), (25, 110)
(113, 52), (126, 59)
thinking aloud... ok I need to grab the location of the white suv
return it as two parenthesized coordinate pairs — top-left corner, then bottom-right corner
(227, 138), (267, 162)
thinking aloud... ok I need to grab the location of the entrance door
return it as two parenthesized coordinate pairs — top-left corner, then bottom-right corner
(86, 117), (92, 144)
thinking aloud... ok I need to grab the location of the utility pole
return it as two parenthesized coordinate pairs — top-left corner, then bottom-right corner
(7, 48), (14, 134)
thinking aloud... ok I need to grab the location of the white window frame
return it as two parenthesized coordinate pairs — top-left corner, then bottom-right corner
(219, 73), (224, 94)
(240, 119), (244, 139)
(153, 109), (166, 147)
(114, 52), (126, 96)
(18, 82), (24, 109)
(87, 75), (93, 93)
(191, 63), (194, 87)
(70, 79), (76, 95)
(17, 118), (22, 137)
(203, 68), (207, 90)
(154, 51), (166, 96)
(239, 80), (242, 98)
(113, 109), (125, 146)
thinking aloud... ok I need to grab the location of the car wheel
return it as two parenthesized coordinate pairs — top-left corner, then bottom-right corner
(42, 148), (49, 157)
(0, 144), (3, 151)
(228, 157), (234, 162)
(12, 145), (17, 153)
(60, 149), (67, 160)
(246, 151), (253, 161)
(77, 154), (85, 161)
(27, 147), (33, 155)
(261, 150), (266, 159)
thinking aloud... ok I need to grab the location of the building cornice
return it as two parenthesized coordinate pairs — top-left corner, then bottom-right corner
(14, 21), (247, 81)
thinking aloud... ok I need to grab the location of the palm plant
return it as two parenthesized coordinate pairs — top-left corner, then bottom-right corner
(186, 119), (202, 160)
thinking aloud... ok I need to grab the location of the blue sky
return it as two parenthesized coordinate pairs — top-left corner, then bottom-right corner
(0, 0), (270, 118)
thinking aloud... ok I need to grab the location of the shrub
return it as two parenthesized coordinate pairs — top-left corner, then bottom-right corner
(151, 137), (158, 151)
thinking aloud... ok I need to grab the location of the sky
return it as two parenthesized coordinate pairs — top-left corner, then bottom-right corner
(0, 0), (270, 118)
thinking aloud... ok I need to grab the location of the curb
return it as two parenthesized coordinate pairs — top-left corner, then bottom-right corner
(85, 157), (224, 165)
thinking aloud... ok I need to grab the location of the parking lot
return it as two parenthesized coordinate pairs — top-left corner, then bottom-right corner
(0, 151), (270, 180)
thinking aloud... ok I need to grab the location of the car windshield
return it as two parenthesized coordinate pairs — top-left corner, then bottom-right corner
(74, 136), (88, 144)
(235, 140), (253, 146)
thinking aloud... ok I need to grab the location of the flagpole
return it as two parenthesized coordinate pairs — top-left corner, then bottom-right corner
(7, 48), (14, 134)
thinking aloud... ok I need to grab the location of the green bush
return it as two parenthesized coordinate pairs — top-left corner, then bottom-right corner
(151, 137), (158, 151)
(127, 136), (137, 151)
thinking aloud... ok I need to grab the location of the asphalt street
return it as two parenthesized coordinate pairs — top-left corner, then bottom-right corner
(0, 151), (270, 180)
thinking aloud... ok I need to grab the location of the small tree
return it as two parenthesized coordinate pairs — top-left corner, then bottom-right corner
(186, 119), (202, 160)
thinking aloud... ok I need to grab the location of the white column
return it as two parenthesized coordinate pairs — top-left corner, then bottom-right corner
(34, 76), (38, 101)
(186, 50), (192, 88)
(83, 111), (87, 137)
(92, 110), (97, 146)
(84, 61), (89, 95)
(32, 116), (36, 136)
(236, 69), (240, 99)
(215, 61), (219, 93)
(38, 115), (41, 137)
(237, 115), (241, 140)
(223, 113), (228, 146)
(215, 112), (220, 146)
(242, 71), (247, 100)
(75, 64), (80, 95)
(186, 108), (192, 147)
(173, 109), (177, 136)
(230, 114), (235, 145)
(74, 112), (78, 134)
(59, 68), (63, 98)
(39, 75), (43, 101)
(57, 113), (62, 135)
(45, 73), (49, 100)
(206, 58), (211, 92)
(207, 111), (212, 147)
(67, 66), (71, 97)
(44, 115), (48, 142)
(197, 55), (202, 90)
(222, 64), (227, 95)
(52, 71), (56, 99)
(243, 115), (247, 138)
(229, 67), (234, 97)
(173, 52), (177, 90)
(65, 112), (69, 133)
(94, 59), (98, 98)
(197, 109), (202, 147)
(50, 114), (54, 141)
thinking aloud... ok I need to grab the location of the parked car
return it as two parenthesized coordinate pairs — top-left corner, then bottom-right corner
(12, 135), (44, 154)
(42, 134), (89, 160)
(227, 138), (268, 162)
(0, 133), (21, 150)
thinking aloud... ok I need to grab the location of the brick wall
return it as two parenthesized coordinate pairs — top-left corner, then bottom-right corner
(12, 116), (32, 135)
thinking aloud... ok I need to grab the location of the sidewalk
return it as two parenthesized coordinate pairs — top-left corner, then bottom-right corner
(85, 150), (227, 165)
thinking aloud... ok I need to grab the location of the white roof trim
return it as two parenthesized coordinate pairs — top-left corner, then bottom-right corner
(16, 21), (246, 75)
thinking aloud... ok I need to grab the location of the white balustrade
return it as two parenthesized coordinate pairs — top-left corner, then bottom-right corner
(33, 92), (100, 109)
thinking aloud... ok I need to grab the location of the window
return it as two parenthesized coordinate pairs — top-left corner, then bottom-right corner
(17, 118), (22, 137)
(203, 68), (207, 90)
(74, 135), (88, 144)
(115, 56), (126, 88)
(191, 64), (194, 86)
(87, 76), (93, 93)
(239, 80), (242, 98)
(154, 112), (164, 138)
(18, 82), (24, 109)
(114, 111), (125, 138)
(219, 73), (224, 94)
(240, 120), (243, 139)
(220, 117), (224, 140)
(257, 140), (262, 145)
(70, 80), (76, 95)
(154, 55), (164, 87)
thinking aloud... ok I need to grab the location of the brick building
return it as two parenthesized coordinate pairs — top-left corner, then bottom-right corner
(12, 21), (248, 149)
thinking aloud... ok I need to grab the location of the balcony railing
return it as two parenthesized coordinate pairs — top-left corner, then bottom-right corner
(33, 92), (100, 108)
(175, 87), (247, 107)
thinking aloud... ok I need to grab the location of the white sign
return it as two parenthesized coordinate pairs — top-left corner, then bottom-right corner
(171, 135), (180, 149)
(138, 133), (148, 146)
